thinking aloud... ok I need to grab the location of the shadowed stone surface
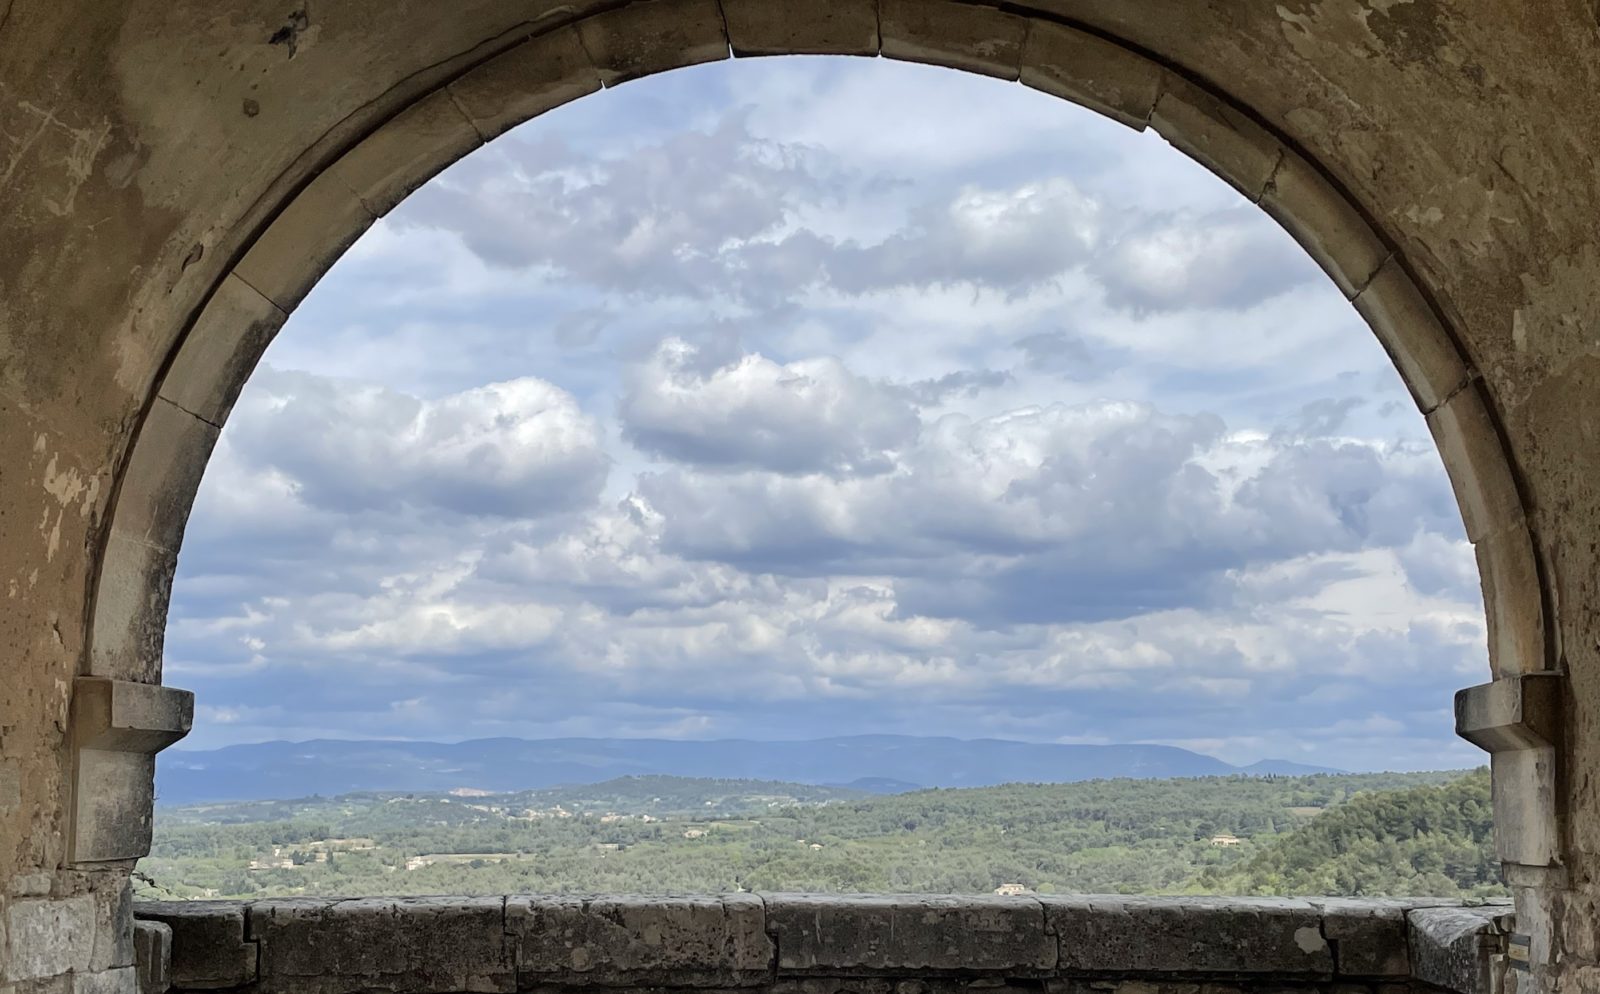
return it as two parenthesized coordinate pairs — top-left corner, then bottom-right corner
(1408, 906), (1510, 994)
(131, 903), (255, 990)
(1043, 897), (1332, 976)
(767, 894), (1055, 975)
(247, 897), (512, 994)
(132, 895), (1505, 994)
(134, 920), (172, 994)
(510, 894), (772, 987)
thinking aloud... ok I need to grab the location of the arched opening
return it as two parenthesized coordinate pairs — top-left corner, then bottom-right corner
(125, 50), (1507, 902)
(74, 0), (1553, 921)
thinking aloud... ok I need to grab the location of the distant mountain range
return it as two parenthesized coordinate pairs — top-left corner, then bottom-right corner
(154, 735), (1341, 805)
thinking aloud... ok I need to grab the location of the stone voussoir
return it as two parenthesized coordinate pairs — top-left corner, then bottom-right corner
(231, 168), (377, 314)
(723, 0), (880, 56)
(510, 893), (774, 987)
(576, 0), (730, 88)
(1424, 383), (1524, 545)
(318, 88), (483, 219)
(1352, 256), (1471, 416)
(446, 26), (602, 142)
(1149, 74), (1282, 202)
(1259, 150), (1390, 301)
(158, 273), (288, 432)
(879, 0), (1027, 81)
(1019, 20), (1161, 131)
(1043, 896), (1332, 977)
(766, 893), (1056, 976)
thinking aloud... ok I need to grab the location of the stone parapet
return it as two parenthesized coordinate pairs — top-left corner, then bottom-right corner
(132, 895), (1511, 994)
(1408, 905), (1513, 994)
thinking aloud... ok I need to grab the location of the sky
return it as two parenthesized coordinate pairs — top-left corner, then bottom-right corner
(162, 55), (1490, 771)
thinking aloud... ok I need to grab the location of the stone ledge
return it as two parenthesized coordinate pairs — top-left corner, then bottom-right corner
(132, 902), (256, 991)
(248, 897), (513, 994)
(1407, 905), (1511, 994)
(1045, 896), (1331, 976)
(134, 919), (172, 994)
(511, 894), (772, 987)
(134, 895), (1504, 994)
(767, 894), (1054, 976)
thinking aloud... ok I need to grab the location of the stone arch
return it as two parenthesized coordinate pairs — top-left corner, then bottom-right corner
(75, 0), (1555, 881)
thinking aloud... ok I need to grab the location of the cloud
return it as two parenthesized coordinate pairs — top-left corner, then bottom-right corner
(636, 401), (1457, 628)
(397, 113), (836, 302)
(902, 369), (1015, 405)
(159, 57), (1486, 772)
(620, 338), (921, 476)
(221, 367), (609, 519)
(822, 178), (1100, 295)
(1013, 330), (1097, 376)
(1089, 208), (1322, 313)
(400, 107), (1314, 315)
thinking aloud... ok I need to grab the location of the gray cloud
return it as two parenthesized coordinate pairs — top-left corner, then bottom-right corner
(1089, 208), (1322, 313)
(162, 58), (1485, 771)
(402, 113), (1318, 315)
(620, 339), (922, 476)
(221, 367), (609, 519)
(636, 402), (1459, 627)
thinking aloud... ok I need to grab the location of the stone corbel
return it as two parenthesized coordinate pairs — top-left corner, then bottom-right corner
(1456, 673), (1562, 868)
(69, 677), (194, 863)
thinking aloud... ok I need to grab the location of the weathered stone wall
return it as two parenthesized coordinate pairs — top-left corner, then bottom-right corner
(4, 1), (1599, 990)
(131, 895), (1511, 994)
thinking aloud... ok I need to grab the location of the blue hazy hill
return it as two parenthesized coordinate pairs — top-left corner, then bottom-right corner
(156, 734), (1341, 805)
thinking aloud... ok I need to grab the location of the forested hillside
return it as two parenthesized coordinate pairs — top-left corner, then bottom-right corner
(1209, 767), (1499, 897)
(136, 769), (1501, 900)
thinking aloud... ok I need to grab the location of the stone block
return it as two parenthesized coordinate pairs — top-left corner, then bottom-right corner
(232, 167), (376, 312)
(90, 881), (135, 971)
(1456, 674), (1562, 753)
(1407, 906), (1505, 994)
(133, 902), (256, 990)
(88, 533), (178, 686)
(97, 398), (218, 563)
(1488, 748), (1561, 867)
(510, 894), (772, 987)
(774, 981), (1039, 994)
(1, 976), (74, 994)
(88, 396), (220, 685)
(576, 0), (730, 88)
(1425, 384), (1524, 544)
(325, 88), (482, 217)
(72, 680), (193, 757)
(1020, 21), (1161, 130)
(1260, 151), (1389, 300)
(1150, 76), (1282, 201)
(767, 894), (1055, 976)
(249, 897), (513, 994)
(133, 920), (171, 994)
(70, 970), (135, 994)
(1473, 521), (1547, 678)
(1043, 896), (1332, 976)
(724, 0), (880, 56)
(159, 273), (287, 429)
(69, 680), (194, 863)
(448, 27), (601, 141)
(4, 896), (96, 982)
(1310, 899), (1421, 977)
(1352, 257), (1470, 415)
(880, 0), (1026, 81)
